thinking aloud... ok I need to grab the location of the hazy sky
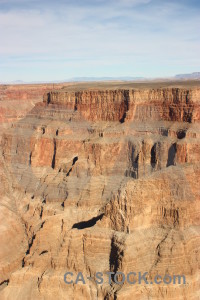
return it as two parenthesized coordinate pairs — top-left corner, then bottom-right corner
(0, 0), (200, 81)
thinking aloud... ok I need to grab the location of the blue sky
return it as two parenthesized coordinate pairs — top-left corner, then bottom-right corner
(0, 0), (200, 82)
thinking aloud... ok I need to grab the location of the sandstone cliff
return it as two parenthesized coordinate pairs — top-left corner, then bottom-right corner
(0, 82), (199, 300)
(0, 82), (74, 138)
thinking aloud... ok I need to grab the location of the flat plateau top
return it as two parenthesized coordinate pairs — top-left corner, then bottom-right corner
(55, 80), (200, 92)
(1, 80), (200, 92)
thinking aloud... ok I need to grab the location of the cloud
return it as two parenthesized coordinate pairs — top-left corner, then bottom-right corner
(0, 0), (200, 80)
(117, 0), (151, 6)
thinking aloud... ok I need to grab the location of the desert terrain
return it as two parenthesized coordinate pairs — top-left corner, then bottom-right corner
(0, 80), (200, 299)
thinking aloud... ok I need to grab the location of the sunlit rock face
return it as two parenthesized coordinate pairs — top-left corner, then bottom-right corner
(0, 83), (73, 141)
(0, 82), (200, 300)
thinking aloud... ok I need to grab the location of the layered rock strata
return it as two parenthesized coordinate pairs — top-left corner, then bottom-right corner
(0, 83), (73, 138)
(0, 82), (200, 299)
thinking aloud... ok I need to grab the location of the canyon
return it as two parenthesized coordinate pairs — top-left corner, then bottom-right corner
(0, 82), (74, 139)
(0, 81), (200, 299)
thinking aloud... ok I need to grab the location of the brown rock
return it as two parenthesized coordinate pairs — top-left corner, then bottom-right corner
(0, 81), (200, 299)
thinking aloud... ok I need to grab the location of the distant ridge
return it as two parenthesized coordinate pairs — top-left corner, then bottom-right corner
(1, 72), (200, 84)
(67, 76), (145, 82)
(175, 72), (200, 79)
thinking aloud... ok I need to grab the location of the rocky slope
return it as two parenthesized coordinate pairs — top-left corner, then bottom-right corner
(0, 81), (200, 299)
(0, 82), (74, 139)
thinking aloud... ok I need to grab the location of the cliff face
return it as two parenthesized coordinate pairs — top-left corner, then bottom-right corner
(0, 84), (47, 127)
(43, 88), (200, 122)
(0, 83), (200, 300)
(0, 83), (73, 136)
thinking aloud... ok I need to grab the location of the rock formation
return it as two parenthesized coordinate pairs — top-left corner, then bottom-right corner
(0, 83), (73, 139)
(0, 81), (199, 299)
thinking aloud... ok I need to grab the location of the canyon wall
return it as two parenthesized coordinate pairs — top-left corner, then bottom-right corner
(0, 82), (199, 300)
(43, 88), (200, 122)
(0, 83), (73, 137)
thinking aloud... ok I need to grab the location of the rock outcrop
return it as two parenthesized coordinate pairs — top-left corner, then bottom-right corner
(0, 83), (73, 139)
(0, 81), (200, 299)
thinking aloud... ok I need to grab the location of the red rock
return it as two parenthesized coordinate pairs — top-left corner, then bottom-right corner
(0, 81), (200, 299)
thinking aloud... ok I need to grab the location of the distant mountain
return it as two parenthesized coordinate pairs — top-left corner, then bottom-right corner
(0, 77), (146, 85)
(0, 80), (25, 85)
(1, 73), (200, 85)
(175, 72), (200, 79)
(67, 77), (145, 82)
